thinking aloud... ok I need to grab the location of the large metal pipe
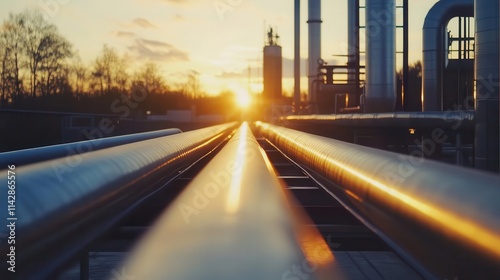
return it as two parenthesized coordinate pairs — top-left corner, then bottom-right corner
(475, 0), (500, 172)
(422, 0), (474, 111)
(0, 123), (237, 280)
(365, 0), (396, 112)
(282, 111), (475, 130)
(256, 122), (500, 279)
(294, 0), (301, 114)
(123, 123), (338, 280)
(0, 128), (182, 167)
(308, 0), (321, 106)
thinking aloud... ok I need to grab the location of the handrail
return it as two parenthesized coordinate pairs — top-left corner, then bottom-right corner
(123, 122), (340, 280)
(256, 122), (500, 280)
(0, 122), (237, 280)
(0, 128), (182, 167)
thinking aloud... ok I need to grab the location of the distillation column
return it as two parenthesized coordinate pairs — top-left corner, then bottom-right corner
(364, 0), (396, 112)
(308, 0), (321, 108)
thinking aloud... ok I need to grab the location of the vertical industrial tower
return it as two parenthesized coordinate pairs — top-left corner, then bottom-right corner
(263, 28), (283, 103)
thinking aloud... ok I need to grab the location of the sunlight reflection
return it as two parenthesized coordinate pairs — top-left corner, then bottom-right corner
(300, 135), (500, 259)
(226, 122), (248, 214)
(299, 228), (335, 266)
(257, 122), (500, 259)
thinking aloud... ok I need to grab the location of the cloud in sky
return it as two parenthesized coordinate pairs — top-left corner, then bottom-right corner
(216, 71), (247, 79)
(113, 31), (136, 38)
(162, 0), (190, 5)
(173, 14), (185, 21)
(215, 57), (310, 80)
(127, 38), (189, 62)
(132, 18), (157, 28)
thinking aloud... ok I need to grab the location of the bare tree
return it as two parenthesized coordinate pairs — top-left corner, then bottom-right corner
(187, 70), (200, 98)
(131, 62), (166, 95)
(91, 45), (129, 95)
(0, 10), (73, 99)
(39, 31), (72, 96)
(21, 10), (55, 97)
(0, 13), (25, 103)
(69, 54), (87, 97)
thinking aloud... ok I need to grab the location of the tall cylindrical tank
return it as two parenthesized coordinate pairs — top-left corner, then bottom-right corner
(294, 0), (301, 113)
(347, 0), (358, 81)
(263, 44), (283, 102)
(347, 0), (359, 107)
(364, 0), (396, 113)
(365, 0), (396, 112)
(308, 0), (321, 105)
(475, 0), (500, 172)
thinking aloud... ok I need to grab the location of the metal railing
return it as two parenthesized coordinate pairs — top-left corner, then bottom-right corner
(256, 122), (500, 280)
(0, 122), (237, 280)
(0, 128), (182, 167)
(122, 122), (340, 280)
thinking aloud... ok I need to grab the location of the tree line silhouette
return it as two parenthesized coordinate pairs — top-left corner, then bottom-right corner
(0, 10), (235, 116)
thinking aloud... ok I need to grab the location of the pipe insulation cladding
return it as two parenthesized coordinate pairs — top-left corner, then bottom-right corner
(475, 0), (500, 172)
(422, 0), (474, 112)
(308, 0), (321, 105)
(364, 0), (396, 113)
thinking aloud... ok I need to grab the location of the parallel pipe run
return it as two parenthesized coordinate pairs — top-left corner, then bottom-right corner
(282, 111), (475, 130)
(124, 123), (339, 280)
(422, 0), (474, 111)
(0, 122), (237, 280)
(0, 128), (182, 167)
(256, 122), (500, 279)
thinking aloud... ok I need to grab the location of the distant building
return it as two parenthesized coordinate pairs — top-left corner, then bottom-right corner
(263, 28), (283, 102)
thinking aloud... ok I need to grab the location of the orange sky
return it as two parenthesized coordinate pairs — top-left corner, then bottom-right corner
(1, 0), (441, 96)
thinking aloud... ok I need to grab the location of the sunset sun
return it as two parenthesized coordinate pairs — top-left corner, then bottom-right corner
(235, 89), (252, 109)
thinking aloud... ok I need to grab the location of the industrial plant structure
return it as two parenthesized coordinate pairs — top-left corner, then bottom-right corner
(1, 1), (499, 280)
(291, 0), (498, 173)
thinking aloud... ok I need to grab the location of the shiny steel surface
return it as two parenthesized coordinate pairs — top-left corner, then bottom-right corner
(124, 123), (339, 280)
(474, 0), (500, 172)
(308, 0), (322, 104)
(365, 0), (396, 112)
(257, 122), (500, 279)
(0, 122), (237, 280)
(283, 111), (475, 130)
(294, 0), (301, 113)
(0, 128), (182, 167)
(422, 0), (473, 111)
